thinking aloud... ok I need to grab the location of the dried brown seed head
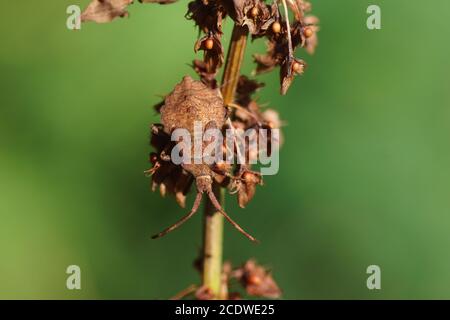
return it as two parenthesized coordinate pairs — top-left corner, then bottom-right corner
(236, 168), (262, 208)
(233, 0), (274, 35)
(186, 0), (224, 34)
(194, 34), (224, 74)
(280, 58), (306, 95)
(232, 259), (282, 299)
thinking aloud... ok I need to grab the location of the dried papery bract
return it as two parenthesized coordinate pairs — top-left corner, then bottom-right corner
(81, 0), (133, 23)
(235, 259), (282, 298)
(140, 0), (179, 4)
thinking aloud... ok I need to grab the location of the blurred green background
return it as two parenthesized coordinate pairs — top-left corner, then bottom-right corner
(1, 0), (450, 299)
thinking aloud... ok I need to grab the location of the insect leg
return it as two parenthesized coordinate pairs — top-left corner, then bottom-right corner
(207, 190), (259, 243)
(152, 192), (203, 239)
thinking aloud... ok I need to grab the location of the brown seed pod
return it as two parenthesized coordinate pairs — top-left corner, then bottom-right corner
(292, 61), (305, 74)
(271, 21), (281, 33)
(303, 26), (313, 38)
(152, 76), (258, 242)
(205, 38), (214, 50)
(250, 6), (259, 18)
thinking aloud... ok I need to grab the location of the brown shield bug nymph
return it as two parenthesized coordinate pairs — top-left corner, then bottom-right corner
(150, 76), (257, 242)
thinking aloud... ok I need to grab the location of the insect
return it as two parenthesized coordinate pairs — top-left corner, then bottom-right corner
(151, 76), (257, 242)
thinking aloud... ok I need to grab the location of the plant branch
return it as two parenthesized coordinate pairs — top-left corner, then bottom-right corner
(201, 24), (248, 299)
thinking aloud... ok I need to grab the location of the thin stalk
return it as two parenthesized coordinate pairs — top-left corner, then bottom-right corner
(281, 0), (293, 58)
(202, 184), (224, 297)
(202, 24), (248, 299)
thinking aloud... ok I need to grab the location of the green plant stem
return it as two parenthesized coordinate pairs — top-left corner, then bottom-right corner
(202, 184), (225, 297)
(221, 25), (248, 105)
(201, 24), (248, 299)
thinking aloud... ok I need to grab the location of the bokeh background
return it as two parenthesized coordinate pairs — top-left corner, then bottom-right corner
(1, 0), (450, 299)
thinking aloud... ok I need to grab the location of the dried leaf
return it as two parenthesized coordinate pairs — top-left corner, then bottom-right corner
(237, 170), (262, 208)
(236, 75), (265, 107)
(139, 0), (178, 4)
(243, 1), (272, 35)
(186, 0), (225, 34)
(191, 59), (218, 88)
(303, 16), (320, 54)
(81, 0), (133, 24)
(262, 109), (282, 129)
(253, 39), (285, 75)
(253, 51), (278, 74)
(195, 286), (215, 300)
(194, 33), (224, 73)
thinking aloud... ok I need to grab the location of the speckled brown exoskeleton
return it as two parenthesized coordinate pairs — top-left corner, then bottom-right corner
(151, 76), (257, 242)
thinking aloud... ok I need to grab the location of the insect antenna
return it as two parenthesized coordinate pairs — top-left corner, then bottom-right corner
(152, 192), (203, 239)
(206, 190), (259, 243)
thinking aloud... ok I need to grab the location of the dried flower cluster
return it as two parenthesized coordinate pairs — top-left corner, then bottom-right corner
(81, 0), (318, 94)
(174, 259), (281, 300)
(81, 0), (319, 300)
(224, 259), (281, 299)
(186, 0), (319, 94)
